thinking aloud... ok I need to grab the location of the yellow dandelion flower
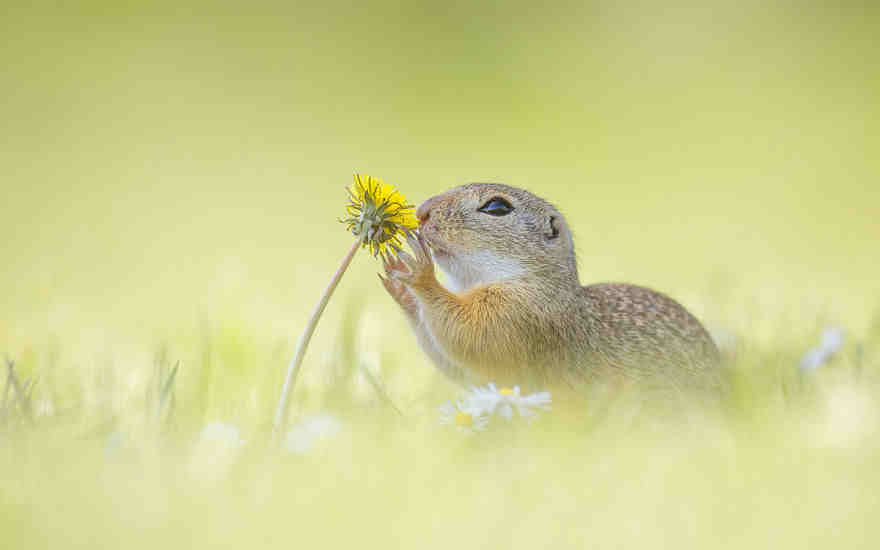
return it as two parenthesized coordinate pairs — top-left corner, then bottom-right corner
(342, 174), (418, 257)
(275, 174), (418, 439)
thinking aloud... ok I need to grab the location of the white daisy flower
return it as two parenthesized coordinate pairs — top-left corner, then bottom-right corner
(439, 400), (489, 433)
(284, 413), (344, 455)
(465, 383), (506, 415)
(198, 422), (245, 448)
(465, 383), (552, 420)
(189, 422), (245, 481)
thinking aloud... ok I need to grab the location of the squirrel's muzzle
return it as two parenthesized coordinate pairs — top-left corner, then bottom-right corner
(416, 197), (438, 226)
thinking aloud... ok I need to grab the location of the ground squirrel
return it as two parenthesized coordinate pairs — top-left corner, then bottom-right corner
(380, 184), (720, 391)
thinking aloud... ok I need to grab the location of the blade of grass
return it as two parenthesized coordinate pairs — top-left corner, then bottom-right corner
(4, 359), (34, 425)
(158, 361), (180, 422)
(360, 363), (404, 417)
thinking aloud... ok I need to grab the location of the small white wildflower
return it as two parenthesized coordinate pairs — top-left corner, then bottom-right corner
(199, 422), (245, 448)
(466, 383), (506, 415)
(820, 327), (845, 354)
(800, 327), (845, 372)
(465, 383), (552, 421)
(800, 349), (826, 372)
(104, 431), (126, 461)
(284, 413), (343, 455)
(439, 400), (489, 433)
(189, 422), (245, 482)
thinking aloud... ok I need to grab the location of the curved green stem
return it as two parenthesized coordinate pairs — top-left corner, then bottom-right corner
(274, 240), (360, 440)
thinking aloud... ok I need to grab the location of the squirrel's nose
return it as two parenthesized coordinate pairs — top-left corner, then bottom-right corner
(416, 198), (435, 225)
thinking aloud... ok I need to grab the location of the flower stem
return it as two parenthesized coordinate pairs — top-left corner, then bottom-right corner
(274, 240), (360, 439)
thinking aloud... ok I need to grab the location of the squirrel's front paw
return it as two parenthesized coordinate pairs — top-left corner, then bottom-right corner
(390, 232), (435, 288)
(379, 253), (418, 317)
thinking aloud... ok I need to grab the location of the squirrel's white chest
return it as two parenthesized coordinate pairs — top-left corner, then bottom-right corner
(435, 250), (526, 293)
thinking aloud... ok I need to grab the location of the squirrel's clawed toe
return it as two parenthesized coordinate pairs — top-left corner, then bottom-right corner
(386, 233), (435, 287)
(380, 252), (418, 313)
(378, 271), (417, 316)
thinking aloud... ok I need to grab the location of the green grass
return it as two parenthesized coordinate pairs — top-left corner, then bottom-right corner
(2, 305), (879, 549)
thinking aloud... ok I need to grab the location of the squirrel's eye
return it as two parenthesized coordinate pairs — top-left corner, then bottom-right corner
(478, 197), (514, 217)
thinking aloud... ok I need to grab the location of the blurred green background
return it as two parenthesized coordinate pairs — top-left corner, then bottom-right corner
(0, 4), (877, 378)
(2, 2), (879, 392)
(2, 3), (880, 549)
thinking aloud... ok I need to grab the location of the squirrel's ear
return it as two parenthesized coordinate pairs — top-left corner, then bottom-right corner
(543, 215), (561, 240)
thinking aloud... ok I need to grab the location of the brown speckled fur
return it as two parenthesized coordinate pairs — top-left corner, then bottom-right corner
(381, 184), (720, 391)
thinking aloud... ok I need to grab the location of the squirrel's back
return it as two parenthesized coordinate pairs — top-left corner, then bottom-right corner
(573, 283), (721, 389)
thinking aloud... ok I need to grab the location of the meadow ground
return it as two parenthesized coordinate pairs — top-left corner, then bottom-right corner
(1, 309), (879, 549)
(2, 3), (879, 549)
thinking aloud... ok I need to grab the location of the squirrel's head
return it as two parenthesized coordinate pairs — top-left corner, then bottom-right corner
(416, 183), (578, 292)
